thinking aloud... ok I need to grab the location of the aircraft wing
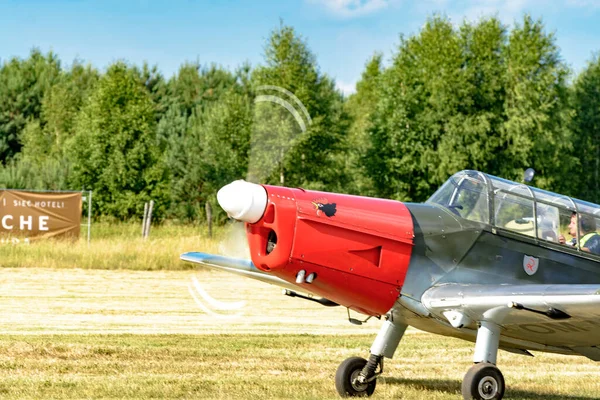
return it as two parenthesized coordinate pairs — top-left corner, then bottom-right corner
(180, 252), (302, 293)
(421, 284), (600, 360)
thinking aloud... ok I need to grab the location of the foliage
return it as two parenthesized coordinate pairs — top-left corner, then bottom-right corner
(0, 156), (72, 190)
(166, 90), (253, 221)
(162, 62), (239, 119)
(570, 54), (600, 203)
(67, 62), (169, 220)
(38, 62), (100, 158)
(343, 53), (383, 196)
(158, 62), (249, 220)
(251, 24), (349, 191)
(1, 16), (600, 218)
(499, 16), (572, 191)
(366, 15), (571, 202)
(0, 49), (61, 162)
(367, 16), (476, 201)
(135, 62), (168, 121)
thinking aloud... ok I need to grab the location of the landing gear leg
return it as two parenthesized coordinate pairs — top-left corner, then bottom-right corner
(335, 318), (407, 397)
(462, 321), (505, 400)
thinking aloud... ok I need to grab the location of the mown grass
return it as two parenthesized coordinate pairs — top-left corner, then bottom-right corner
(0, 221), (236, 270)
(0, 267), (370, 335)
(0, 333), (598, 399)
(1, 225), (599, 399)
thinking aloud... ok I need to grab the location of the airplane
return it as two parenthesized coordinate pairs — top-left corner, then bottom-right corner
(181, 169), (600, 400)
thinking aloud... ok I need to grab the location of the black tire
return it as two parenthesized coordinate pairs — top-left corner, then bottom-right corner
(335, 356), (377, 397)
(461, 363), (505, 400)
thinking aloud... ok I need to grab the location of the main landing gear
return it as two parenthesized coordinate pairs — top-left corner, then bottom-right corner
(335, 319), (407, 398)
(335, 356), (378, 397)
(462, 363), (504, 400)
(334, 319), (506, 400)
(461, 321), (505, 400)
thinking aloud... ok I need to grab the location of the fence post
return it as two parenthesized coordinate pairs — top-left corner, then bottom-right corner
(205, 201), (213, 238)
(142, 202), (149, 238)
(87, 190), (92, 246)
(144, 200), (154, 239)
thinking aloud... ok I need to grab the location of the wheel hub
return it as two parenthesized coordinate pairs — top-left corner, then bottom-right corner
(478, 376), (499, 399)
(350, 370), (369, 392)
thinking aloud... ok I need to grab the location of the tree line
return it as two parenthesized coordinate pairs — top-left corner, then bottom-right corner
(1, 15), (599, 222)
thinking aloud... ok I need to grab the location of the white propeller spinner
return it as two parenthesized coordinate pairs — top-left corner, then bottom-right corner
(217, 180), (268, 223)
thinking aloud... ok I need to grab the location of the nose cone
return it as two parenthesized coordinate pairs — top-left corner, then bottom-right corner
(217, 180), (268, 223)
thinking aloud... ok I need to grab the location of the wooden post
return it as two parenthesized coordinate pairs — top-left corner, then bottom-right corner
(144, 200), (154, 239)
(142, 202), (149, 238)
(205, 201), (213, 238)
(87, 190), (92, 246)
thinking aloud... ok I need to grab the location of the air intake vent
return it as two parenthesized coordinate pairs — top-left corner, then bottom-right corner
(348, 246), (382, 268)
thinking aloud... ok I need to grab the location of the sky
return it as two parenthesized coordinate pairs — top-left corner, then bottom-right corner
(1, 0), (600, 95)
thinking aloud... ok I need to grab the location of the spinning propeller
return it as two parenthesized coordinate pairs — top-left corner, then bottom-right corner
(190, 85), (313, 315)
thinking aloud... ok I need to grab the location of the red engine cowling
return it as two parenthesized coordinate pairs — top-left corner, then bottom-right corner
(247, 185), (414, 316)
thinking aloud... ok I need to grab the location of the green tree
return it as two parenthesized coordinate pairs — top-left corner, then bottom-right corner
(20, 62), (99, 161)
(161, 106), (196, 220)
(162, 62), (238, 118)
(571, 54), (600, 202)
(159, 63), (246, 220)
(0, 49), (61, 162)
(165, 91), (252, 221)
(158, 63), (239, 150)
(499, 15), (572, 190)
(251, 24), (348, 191)
(135, 62), (168, 122)
(366, 16), (468, 201)
(200, 91), (253, 216)
(4, 62), (100, 191)
(435, 18), (507, 179)
(68, 62), (168, 219)
(365, 15), (571, 202)
(343, 53), (383, 196)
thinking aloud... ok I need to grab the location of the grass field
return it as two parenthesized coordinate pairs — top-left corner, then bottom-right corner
(1, 333), (599, 400)
(0, 223), (599, 399)
(0, 267), (374, 334)
(0, 268), (598, 399)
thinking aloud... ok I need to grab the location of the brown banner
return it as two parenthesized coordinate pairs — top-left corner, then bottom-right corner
(0, 191), (82, 242)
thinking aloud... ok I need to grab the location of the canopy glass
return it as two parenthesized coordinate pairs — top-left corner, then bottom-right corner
(427, 170), (600, 250)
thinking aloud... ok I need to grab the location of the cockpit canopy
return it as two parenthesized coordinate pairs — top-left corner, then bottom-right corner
(427, 170), (600, 245)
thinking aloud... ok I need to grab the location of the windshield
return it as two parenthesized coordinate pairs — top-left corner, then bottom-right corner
(427, 171), (489, 223)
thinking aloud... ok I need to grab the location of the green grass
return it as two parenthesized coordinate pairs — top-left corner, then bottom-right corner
(0, 221), (235, 270)
(86, 220), (214, 240)
(0, 226), (599, 399)
(0, 333), (598, 399)
(0, 267), (597, 399)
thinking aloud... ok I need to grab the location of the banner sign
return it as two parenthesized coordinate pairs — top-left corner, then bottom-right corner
(0, 190), (82, 242)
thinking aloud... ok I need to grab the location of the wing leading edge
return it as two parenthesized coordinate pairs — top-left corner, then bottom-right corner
(180, 252), (302, 292)
(421, 284), (600, 360)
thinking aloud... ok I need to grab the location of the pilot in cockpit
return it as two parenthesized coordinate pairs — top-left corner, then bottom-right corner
(558, 213), (600, 255)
